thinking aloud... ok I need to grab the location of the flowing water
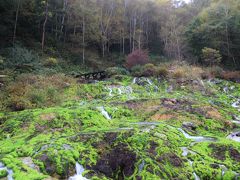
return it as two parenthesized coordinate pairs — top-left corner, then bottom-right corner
(97, 106), (111, 120)
(138, 160), (145, 173)
(69, 162), (88, 180)
(106, 85), (133, 99)
(178, 128), (217, 180)
(178, 128), (216, 142)
(0, 162), (14, 180)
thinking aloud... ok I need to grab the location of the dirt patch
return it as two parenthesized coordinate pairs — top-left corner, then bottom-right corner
(103, 132), (118, 145)
(151, 114), (174, 121)
(229, 147), (240, 162)
(92, 132), (118, 155)
(148, 141), (158, 157)
(157, 153), (183, 167)
(161, 98), (193, 111)
(202, 106), (222, 119)
(38, 154), (56, 175)
(40, 113), (56, 121)
(209, 144), (227, 161)
(121, 99), (161, 113)
(92, 143), (136, 179)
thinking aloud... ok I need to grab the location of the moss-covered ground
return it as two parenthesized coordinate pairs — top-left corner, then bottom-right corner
(0, 76), (240, 180)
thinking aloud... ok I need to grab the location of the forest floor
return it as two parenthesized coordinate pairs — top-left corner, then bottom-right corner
(0, 72), (240, 180)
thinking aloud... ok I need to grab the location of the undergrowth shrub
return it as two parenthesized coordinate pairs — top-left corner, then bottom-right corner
(130, 65), (144, 77)
(106, 67), (129, 77)
(126, 49), (149, 69)
(171, 63), (204, 80)
(3, 74), (74, 111)
(209, 66), (223, 78)
(44, 57), (58, 67)
(157, 67), (169, 77)
(141, 63), (158, 77)
(4, 45), (39, 67)
(221, 71), (240, 82)
(202, 47), (222, 66)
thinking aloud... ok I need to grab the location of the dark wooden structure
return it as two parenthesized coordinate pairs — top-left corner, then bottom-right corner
(75, 71), (107, 80)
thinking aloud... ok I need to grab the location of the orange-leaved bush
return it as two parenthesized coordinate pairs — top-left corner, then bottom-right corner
(126, 49), (149, 69)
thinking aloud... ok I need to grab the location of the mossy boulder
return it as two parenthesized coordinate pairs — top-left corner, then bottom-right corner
(0, 169), (8, 178)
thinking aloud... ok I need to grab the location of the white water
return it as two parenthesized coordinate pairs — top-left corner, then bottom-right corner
(131, 122), (161, 126)
(232, 100), (240, 108)
(0, 162), (14, 180)
(118, 88), (122, 95)
(167, 85), (173, 93)
(97, 106), (111, 120)
(132, 77), (137, 84)
(146, 78), (153, 85)
(178, 128), (215, 142)
(106, 85), (133, 98)
(126, 86), (133, 94)
(219, 165), (228, 176)
(193, 172), (200, 180)
(186, 160), (200, 180)
(232, 120), (240, 124)
(69, 162), (88, 180)
(180, 147), (196, 157)
(107, 87), (113, 96)
(138, 160), (145, 172)
(223, 87), (228, 93)
(141, 125), (156, 133)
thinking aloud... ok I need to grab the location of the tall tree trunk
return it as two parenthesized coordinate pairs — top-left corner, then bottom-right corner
(60, 0), (68, 40)
(122, 0), (126, 54)
(224, 1), (236, 66)
(129, 18), (132, 53)
(13, 0), (21, 45)
(42, 0), (49, 52)
(82, 10), (85, 65)
(132, 14), (137, 52)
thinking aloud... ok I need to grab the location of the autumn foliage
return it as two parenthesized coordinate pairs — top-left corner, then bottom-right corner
(126, 50), (149, 69)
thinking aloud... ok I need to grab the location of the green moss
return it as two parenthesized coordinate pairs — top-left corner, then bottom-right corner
(1, 76), (240, 179)
(0, 169), (8, 178)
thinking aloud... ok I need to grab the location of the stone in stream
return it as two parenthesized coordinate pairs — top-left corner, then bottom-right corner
(182, 122), (197, 131)
(208, 79), (223, 84)
(227, 132), (240, 142)
(232, 100), (240, 108)
(166, 85), (173, 93)
(21, 157), (40, 171)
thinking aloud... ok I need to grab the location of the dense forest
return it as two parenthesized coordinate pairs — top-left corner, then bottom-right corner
(0, 0), (240, 68)
(0, 0), (240, 180)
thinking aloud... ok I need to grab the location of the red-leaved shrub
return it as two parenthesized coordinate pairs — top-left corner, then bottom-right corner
(126, 50), (149, 69)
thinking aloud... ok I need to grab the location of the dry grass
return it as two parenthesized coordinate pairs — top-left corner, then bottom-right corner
(4, 74), (75, 111)
(40, 113), (56, 121)
(221, 71), (240, 81)
(169, 62), (204, 80)
(151, 114), (174, 121)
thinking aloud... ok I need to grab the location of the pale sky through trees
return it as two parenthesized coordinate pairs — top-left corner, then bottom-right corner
(185, 0), (191, 3)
